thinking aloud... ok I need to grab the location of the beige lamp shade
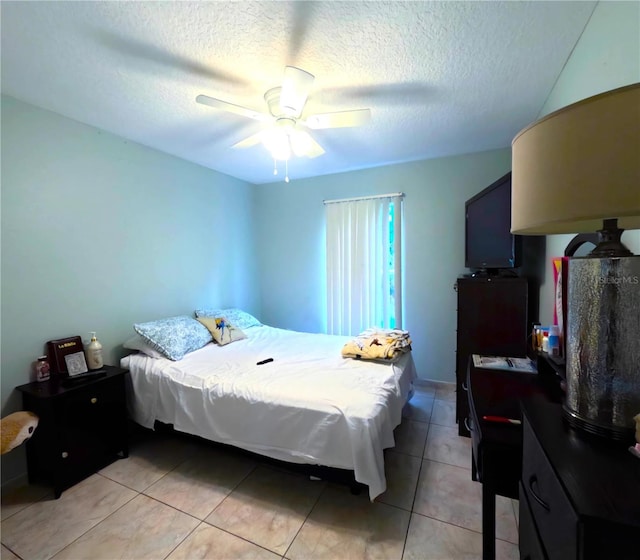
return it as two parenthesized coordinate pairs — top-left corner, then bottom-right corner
(511, 83), (640, 234)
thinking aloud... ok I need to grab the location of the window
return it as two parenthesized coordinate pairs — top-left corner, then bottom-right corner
(325, 194), (403, 336)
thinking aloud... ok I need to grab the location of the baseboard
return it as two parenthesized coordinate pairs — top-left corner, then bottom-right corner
(1, 472), (29, 494)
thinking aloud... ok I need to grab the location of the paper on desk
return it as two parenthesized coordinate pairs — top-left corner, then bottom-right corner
(472, 354), (537, 373)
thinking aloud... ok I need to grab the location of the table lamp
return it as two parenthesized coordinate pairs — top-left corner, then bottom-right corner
(511, 83), (640, 441)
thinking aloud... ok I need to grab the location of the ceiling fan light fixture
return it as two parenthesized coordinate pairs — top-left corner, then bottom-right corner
(290, 129), (313, 158)
(262, 128), (291, 161)
(196, 64), (369, 180)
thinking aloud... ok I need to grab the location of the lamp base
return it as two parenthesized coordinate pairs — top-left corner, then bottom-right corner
(562, 405), (633, 441)
(565, 254), (640, 442)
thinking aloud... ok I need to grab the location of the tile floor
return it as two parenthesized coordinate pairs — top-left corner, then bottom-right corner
(1, 381), (520, 560)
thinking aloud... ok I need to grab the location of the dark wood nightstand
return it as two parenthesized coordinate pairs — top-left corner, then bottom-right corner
(16, 365), (129, 498)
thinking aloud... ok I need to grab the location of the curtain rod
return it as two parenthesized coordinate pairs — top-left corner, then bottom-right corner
(323, 192), (404, 205)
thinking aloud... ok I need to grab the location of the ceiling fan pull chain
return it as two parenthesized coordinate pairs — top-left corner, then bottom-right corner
(285, 160), (290, 183)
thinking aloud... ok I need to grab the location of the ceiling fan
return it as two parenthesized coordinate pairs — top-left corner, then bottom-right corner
(196, 66), (371, 180)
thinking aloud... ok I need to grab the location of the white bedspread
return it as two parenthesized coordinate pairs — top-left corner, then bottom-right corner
(121, 325), (417, 500)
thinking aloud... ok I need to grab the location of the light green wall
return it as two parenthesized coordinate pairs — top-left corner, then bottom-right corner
(3, 0), (637, 488)
(539, 0), (640, 116)
(1, 96), (257, 485)
(536, 0), (640, 325)
(254, 149), (512, 383)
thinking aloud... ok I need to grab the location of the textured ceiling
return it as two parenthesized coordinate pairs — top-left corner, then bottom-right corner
(1, 1), (596, 184)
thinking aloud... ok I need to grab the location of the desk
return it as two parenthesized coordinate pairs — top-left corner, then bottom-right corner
(466, 360), (561, 560)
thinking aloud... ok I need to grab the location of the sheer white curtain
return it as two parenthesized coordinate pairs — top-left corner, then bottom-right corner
(325, 194), (403, 336)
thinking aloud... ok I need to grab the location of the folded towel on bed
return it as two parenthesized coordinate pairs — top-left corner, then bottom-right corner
(341, 328), (412, 361)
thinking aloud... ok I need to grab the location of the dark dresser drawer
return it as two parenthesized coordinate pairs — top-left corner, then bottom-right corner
(519, 481), (547, 560)
(522, 417), (579, 560)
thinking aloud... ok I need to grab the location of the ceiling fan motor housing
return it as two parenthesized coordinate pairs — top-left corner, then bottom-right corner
(265, 87), (290, 118)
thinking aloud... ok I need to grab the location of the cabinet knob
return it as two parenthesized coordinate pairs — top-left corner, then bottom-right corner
(61, 451), (69, 459)
(90, 397), (98, 404)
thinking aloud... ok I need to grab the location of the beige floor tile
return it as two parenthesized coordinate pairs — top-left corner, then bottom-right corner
(423, 424), (472, 469)
(496, 538), (520, 560)
(496, 495), (519, 544)
(52, 494), (199, 560)
(287, 485), (410, 560)
(413, 460), (482, 532)
(206, 466), (324, 555)
(99, 431), (196, 491)
(434, 382), (457, 402)
(403, 513), (482, 560)
(430, 399), (456, 427)
(402, 393), (434, 423)
(1, 483), (51, 521)
(413, 460), (517, 543)
(1, 474), (136, 560)
(167, 522), (280, 560)
(393, 419), (429, 457)
(1, 545), (20, 560)
(145, 445), (256, 519)
(376, 450), (421, 511)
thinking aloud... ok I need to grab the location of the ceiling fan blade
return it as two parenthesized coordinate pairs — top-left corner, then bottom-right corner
(196, 95), (271, 122)
(304, 108), (371, 129)
(290, 129), (325, 159)
(232, 131), (264, 149)
(280, 66), (315, 118)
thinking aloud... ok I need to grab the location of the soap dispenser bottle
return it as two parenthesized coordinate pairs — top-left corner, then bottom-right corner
(86, 332), (104, 370)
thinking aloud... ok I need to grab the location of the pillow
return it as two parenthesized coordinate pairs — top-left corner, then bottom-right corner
(197, 317), (247, 346)
(134, 315), (212, 361)
(123, 335), (165, 359)
(194, 307), (262, 329)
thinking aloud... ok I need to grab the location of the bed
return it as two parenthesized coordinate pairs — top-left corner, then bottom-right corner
(121, 322), (417, 500)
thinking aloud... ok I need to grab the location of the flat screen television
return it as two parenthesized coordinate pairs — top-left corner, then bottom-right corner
(465, 172), (522, 274)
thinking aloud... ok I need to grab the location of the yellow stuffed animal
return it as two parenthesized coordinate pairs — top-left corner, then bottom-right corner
(0, 411), (39, 455)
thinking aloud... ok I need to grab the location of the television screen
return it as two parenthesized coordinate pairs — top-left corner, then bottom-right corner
(465, 172), (521, 270)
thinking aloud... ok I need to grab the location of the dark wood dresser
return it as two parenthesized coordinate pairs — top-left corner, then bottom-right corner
(17, 366), (129, 498)
(520, 397), (640, 560)
(467, 358), (640, 560)
(455, 276), (529, 436)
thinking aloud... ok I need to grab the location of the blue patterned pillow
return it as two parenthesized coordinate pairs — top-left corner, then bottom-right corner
(194, 308), (262, 329)
(134, 316), (212, 361)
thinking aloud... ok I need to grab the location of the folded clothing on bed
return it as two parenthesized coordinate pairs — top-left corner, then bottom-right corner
(341, 328), (412, 361)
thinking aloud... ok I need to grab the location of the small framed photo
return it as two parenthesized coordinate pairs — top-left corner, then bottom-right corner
(64, 351), (88, 377)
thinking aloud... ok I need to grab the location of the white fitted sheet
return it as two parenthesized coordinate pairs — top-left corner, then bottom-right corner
(121, 325), (417, 500)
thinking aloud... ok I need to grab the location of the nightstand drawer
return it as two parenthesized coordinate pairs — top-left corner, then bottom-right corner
(522, 418), (578, 560)
(61, 375), (124, 420)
